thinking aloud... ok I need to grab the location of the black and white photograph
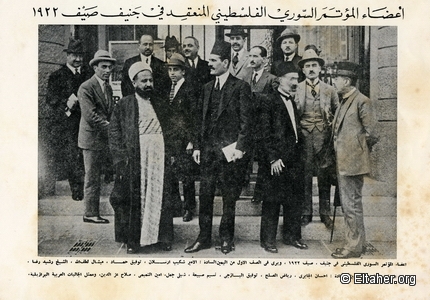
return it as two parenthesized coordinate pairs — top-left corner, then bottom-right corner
(37, 25), (397, 258)
(2, 0), (430, 298)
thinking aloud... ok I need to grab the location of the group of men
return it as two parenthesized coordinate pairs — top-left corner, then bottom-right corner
(45, 26), (378, 259)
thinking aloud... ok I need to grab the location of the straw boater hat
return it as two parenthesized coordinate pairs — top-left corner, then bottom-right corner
(332, 61), (360, 78)
(225, 26), (248, 38)
(276, 28), (301, 44)
(167, 53), (186, 68)
(128, 62), (152, 81)
(89, 50), (116, 67)
(298, 48), (325, 68)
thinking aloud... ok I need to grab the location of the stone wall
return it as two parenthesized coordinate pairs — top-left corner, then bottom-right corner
(370, 26), (397, 196)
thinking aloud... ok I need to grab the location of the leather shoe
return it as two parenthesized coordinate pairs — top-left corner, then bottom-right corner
(184, 241), (211, 253)
(183, 210), (193, 222)
(283, 239), (308, 250)
(221, 241), (234, 254)
(260, 243), (278, 253)
(83, 216), (109, 224)
(320, 215), (334, 230)
(127, 244), (139, 254)
(331, 248), (361, 259)
(301, 215), (312, 226)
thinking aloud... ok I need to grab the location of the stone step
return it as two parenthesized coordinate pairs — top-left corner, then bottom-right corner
(50, 176), (394, 198)
(38, 214), (396, 243)
(39, 195), (396, 217)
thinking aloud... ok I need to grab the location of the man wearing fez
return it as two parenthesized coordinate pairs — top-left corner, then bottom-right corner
(45, 39), (91, 200)
(165, 53), (199, 222)
(184, 40), (253, 254)
(226, 27), (252, 80)
(163, 36), (180, 63)
(78, 50), (116, 224)
(295, 47), (339, 229)
(259, 62), (307, 253)
(121, 34), (169, 97)
(271, 28), (304, 82)
(330, 61), (378, 259)
(109, 62), (175, 253)
(182, 36), (212, 96)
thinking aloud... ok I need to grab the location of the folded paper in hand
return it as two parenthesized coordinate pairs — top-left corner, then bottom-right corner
(222, 142), (242, 162)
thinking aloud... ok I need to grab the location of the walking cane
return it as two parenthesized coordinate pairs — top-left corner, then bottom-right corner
(330, 184), (341, 243)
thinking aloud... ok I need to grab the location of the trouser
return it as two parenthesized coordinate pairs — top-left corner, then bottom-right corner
(337, 173), (365, 253)
(82, 149), (103, 217)
(302, 128), (332, 217)
(197, 150), (247, 244)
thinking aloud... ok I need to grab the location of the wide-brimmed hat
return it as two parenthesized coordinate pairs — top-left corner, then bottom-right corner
(298, 48), (325, 68)
(332, 61), (360, 78)
(167, 53), (186, 68)
(274, 61), (299, 77)
(225, 26), (248, 38)
(163, 36), (180, 49)
(63, 39), (84, 54)
(210, 40), (231, 60)
(276, 28), (301, 44)
(128, 62), (152, 81)
(89, 50), (116, 67)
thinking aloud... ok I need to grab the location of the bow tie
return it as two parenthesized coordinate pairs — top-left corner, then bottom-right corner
(279, 91), (293, 101)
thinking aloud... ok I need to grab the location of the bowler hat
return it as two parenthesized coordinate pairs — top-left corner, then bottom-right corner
(63, 39), (84, 54)
(298, 48), (325, 68)
(333, 61), (360, 78)
(163, 36), (180, 49)
(167, 53), (186, 68)
(210, 40), (231, 60)
(225, 27), (248, 38)
(128, 62), (152, 81)
(274, 61), (299, 77)
(89, 50), (116, 67)
(276, 28), (301, 44)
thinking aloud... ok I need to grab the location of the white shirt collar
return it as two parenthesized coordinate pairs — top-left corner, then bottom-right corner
(284, 53), (296, 62)
(66, 63), (81, 74)
(188, 56), (199, 67)
(94, 74), (107, 92)
(173, 77), (185, 94)
(216, 71), (230, 90)
(232, 48), (245, 60)
(252, 68), (264, 81)
(140, 54), (151, 65)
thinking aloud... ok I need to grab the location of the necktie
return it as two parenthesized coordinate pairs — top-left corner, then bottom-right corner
(169, 81), (176, 103)
(191, 59), (195, 69)
(307, 81), (318, 98)
(252, 73), (258, 85)
(104, 81), (113, 104)
(232, 53), (239, 67)
(146, 57), (149, 64)
(75, 68), (80, 75)
(215, 78), (220, 91)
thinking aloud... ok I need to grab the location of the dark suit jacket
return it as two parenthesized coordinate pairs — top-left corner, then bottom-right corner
(78, 75), (114, 150)
(165, 80), (197, 155)
(243, 69), (276, 95)
(184, 56), (213, 98)
(121, 55), (169, 97)
(258, 91), (304, 202)
(46, 65), (92, 127)
(195, 74), (253, 155)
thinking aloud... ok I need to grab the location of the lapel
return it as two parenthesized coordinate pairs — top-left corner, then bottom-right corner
(202, 81), (214, 123)
(255, 70), (269, 90)
(332, 89), (358, 134)
(91, 75), (110, 114)
(231, 51), (248, 75)
(295, 81), (306, 115)
(216, 74), (236, 120)
(173, 81), (187, 105)
(276, 92), (295, 135)
(318, 81), (330, 112)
